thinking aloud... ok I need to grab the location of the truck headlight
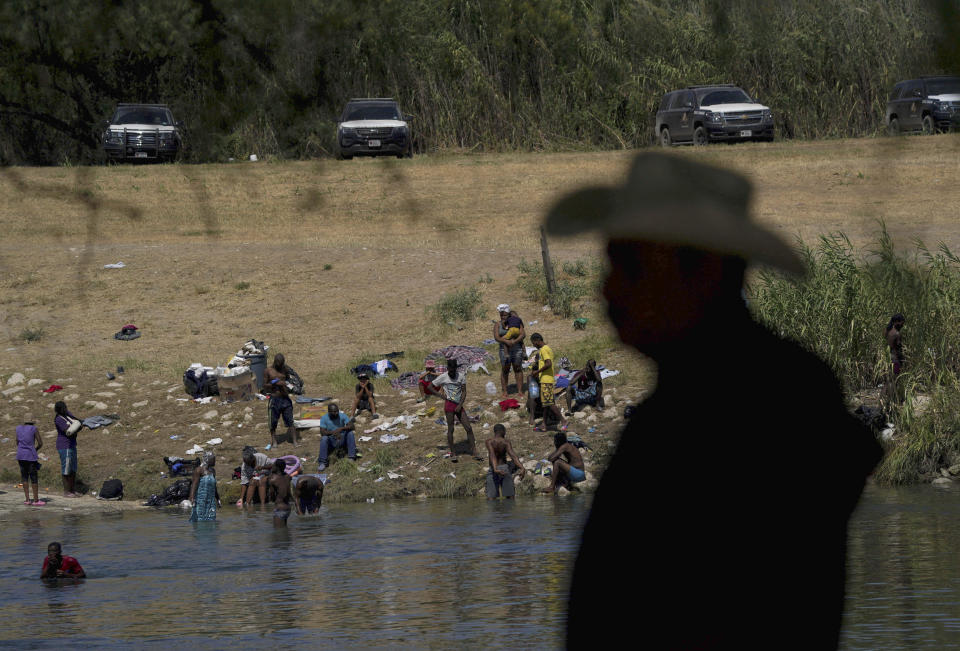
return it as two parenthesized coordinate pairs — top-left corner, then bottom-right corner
(762, 110), (773, 122)
(704, 111), (723, 123)
(938, 101), (951, 112)
(104, 131), (123, 145)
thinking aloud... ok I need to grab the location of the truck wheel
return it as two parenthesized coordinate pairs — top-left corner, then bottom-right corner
(693, 126), (708, 146)
(659, 127), (672, 147)
(922, 115), (936, 135)
(887, 117), (900, 136)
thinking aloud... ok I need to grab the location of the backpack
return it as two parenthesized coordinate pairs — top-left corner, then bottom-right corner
(98, 478), (123, 500)
(567, 434), (592, 451)
(183, 369), (219, 398)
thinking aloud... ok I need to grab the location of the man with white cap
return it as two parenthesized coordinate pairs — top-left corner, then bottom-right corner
(547, 152), (881, 649)
(493, 303), (525, 398)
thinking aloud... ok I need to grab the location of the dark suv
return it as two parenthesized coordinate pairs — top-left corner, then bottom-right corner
(102, 103), (182, 162)
(336, 98), (413, 159)
(655, 85), (774, 146)
(885, 76), (960, 135)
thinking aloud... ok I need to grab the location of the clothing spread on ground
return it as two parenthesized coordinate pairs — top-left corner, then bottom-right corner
(432, 372), (466, 403)
(426, 346), (492, 369)
(82, 415), (115, 429)
(389, 371), (421, 390)
(351, 359), (398, 377)
(536, 345), (555, 384)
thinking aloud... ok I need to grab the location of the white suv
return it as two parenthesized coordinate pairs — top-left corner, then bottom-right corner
(336, 98), (413, 159)
(102, 103), (182, 162)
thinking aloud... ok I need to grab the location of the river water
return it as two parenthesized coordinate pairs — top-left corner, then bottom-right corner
(2, 485), (959, 649)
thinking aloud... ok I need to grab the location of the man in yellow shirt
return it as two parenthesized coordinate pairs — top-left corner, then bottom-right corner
(530, 333), (567, 431)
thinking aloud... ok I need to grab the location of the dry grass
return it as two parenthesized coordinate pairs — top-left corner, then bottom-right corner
(0, 135), (958, 499)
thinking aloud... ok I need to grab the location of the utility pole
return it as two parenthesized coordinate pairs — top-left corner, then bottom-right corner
(540, 226), (556, 297)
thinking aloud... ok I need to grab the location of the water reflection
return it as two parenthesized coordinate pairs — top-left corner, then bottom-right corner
(842, 484), (960, 649)
(0, 498), (588, 648)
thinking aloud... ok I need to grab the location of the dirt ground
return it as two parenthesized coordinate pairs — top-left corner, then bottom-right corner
(1, 134), (958, 506)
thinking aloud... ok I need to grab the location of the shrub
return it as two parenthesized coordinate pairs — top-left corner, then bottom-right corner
(515, 258), (596, 318)
(20, 326), (45, 342)
(431, 285), (484, 322)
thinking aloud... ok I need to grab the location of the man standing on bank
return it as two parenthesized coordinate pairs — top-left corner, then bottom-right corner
(529, 333), (567, 431)
(265, 353), (298, 448)
(494, 303), (525, 398)
(546, 152), (881, 649)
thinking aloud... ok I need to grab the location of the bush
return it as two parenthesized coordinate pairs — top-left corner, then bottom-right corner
(20, 326), (45, 342)
(515, 258), (596, 318)
(748, 223), (960, 484)
(431, 285), (484, 322)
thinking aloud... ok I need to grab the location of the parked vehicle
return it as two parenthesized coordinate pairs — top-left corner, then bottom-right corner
(336, 98), (413, 159)
(102, 104), (182, 162)
(655, 85), (774, 146)
(885, 76), (960, 135)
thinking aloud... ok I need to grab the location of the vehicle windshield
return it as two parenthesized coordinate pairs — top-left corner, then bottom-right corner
(342, 104), (401, 121)
(698, 89), (752, 106)
(927, 78), (960, 95)
(111, 107), (172, 126)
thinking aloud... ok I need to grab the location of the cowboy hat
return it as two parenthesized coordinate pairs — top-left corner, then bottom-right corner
(544, 152), (805, 275)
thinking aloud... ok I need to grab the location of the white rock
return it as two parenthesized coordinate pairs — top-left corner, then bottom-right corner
(6, 373), (25, 386)
(1, 386), (24, 397)
(95, 392), (116, 398)
(107, 382), (124, 388)
(932, 477), (953, 487)
(203, 410), (218, 420)
(85, 401), (108, 410)
(586, 414), (598, 423)
(602, 408), (617, 420)
(244, 413), (253, 422)
(222, 421), (233, 428)
(557, 486), (570, 497)
(66, 393), (79, 400)
(573, 411), (587, 420)
(27, 378), (44, 386)
(133, 400), (148, 408)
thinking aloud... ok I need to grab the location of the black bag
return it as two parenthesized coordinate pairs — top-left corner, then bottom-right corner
(183, 369), (219, 398)
(143, 478), (193, 507)
(98, 478), (124, 500)
(285, 366), (304, 395)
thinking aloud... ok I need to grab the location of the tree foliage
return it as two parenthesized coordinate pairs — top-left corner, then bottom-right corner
(0, 0), (956, 164)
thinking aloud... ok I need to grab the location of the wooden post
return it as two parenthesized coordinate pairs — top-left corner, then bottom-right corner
(540, 226), (556, 297)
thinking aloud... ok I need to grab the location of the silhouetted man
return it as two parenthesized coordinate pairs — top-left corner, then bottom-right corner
(546, 153), (882, 649)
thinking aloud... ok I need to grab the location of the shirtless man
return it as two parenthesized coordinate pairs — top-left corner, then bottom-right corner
(543, 432), (585, 494)
(268, 459), (292, 527)
(292, 475), (324, 515)
(485, 424), (526, 499)
(265, 353), (298, 447)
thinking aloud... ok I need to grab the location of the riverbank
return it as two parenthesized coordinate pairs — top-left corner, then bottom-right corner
(3, 139), (960, 495)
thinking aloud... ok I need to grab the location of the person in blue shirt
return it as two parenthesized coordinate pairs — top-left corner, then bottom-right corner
(316, 403), (356, 471)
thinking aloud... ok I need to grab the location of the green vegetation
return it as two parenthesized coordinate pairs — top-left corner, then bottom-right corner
(749, 224), (960, 484)
(234, 281), (250, 291)
(1, 1), (956, 164)
(515, 257), (599, 318)
(430, 285), (484, 322)
(19, 326), (45, 342)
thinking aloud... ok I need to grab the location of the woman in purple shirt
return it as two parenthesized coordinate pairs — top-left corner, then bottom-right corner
(53, 401), (82, 497)
(16, 415), (44, 506)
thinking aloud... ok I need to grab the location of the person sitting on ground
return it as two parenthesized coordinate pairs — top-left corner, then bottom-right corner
(485, 424), (526, 499)
(265, 353), (298, 447)
(565, 359), (605, 414)
(238, 446), (272, 507)
(543, 432), (586, 494)
(292, 474), (324, 515)
(416, 361), (444, 403)
(494, 303), (526, 398)
(41, 542), (85, 579)
(529, 333), (568, 431)
(16, 414), (44, 506)
(317, 403), (357, 472)
(352, 374), (378, 418)
(432, 358), (478, 462)
(269, 459), (293, 527)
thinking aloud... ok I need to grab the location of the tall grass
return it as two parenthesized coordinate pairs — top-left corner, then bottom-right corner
(749, 223), (960, 483)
